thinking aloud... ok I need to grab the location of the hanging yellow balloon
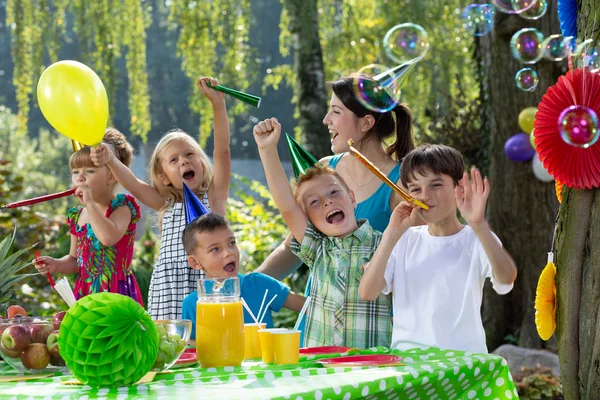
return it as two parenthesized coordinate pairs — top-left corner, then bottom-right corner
(518, 107), (537, 134)
(530, 129), (536, 150)
(37, 60), (108, 146)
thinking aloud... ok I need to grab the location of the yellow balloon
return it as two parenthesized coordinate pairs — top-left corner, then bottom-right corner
(530, 129), (536, 149)
(518, 107), (537, 135)
(37, 61), (108, 146)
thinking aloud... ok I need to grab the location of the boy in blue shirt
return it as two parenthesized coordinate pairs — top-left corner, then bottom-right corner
(181, 213), (306, 342)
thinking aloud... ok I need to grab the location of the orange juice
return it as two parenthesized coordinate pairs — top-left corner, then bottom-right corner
(196, 300), (245, 367)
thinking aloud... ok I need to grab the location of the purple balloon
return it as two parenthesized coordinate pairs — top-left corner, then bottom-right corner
(504, 133), (535, 162)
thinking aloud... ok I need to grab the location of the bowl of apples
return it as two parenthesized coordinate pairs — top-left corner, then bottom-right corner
(151, 320), (193, 371)
(0, 306), (69, 373)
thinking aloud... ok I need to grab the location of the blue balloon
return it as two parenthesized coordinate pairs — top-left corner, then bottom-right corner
(504, 133), (535, 162)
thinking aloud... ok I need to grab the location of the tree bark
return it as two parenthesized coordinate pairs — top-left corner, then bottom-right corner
(555, 1), (600, 398)
(477, 3), (562, 350)
(282, 0), (331, 159)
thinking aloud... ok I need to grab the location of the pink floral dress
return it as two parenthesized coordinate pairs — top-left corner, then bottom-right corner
(68, 194), (144, 306)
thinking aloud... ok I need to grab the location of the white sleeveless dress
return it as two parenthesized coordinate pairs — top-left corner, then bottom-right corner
(147, 194), (209, 320)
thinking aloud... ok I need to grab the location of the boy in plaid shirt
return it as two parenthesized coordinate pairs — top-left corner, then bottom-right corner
(253, 118), (392, 349)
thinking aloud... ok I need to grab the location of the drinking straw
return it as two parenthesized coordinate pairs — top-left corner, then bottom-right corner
(293, 296), (312, 332)
(1, 188), (76, 209)
(347, 139), (429, 210)
(207, 83), (261, 108)
(241, 297), (260, 325)
(54, 277), (77, 307)
(258, 294), (278, 324)
(256, 289), (269, 325)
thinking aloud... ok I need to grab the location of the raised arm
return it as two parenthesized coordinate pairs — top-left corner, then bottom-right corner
(456, 166), (517, 284)
(76, 186), (132, 247)
(91, 144), (165, 211)
(198, 77), (231, 216)
(253, 118), (308, 242)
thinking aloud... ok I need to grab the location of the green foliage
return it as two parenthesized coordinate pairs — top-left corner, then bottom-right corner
(0, 228), (38, 313)
(168, 0), (256, 145)
(5, 0), (151, 141)
(514, 366), (563, 400)
(0, 105), (73, 316)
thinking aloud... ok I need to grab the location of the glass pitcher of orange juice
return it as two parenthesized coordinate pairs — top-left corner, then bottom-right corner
(196, 277), (245, 367)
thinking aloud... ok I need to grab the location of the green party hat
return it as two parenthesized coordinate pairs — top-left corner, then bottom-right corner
(58, 292), (159, 387)
(207, 83), (261, 108)
(285, 133), (321, 178)
(373, 61), (417, 99)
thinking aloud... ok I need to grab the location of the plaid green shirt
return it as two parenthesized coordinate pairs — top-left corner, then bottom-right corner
(291, 219), (392, 349)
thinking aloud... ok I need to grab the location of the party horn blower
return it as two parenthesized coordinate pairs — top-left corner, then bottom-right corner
(348, 140), (428, 210)
(1, 188), (76, 209)
(35, 250), (55, 288)
(207, 83), (261, 108)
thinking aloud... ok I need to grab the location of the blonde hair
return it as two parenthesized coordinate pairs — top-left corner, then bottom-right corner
(69, 128), (134, 193)
(149, 129), (214, 226)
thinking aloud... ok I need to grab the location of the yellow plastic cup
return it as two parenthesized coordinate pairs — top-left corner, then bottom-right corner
(258, 328), (288, 363)
(272, 330), (301, 365)
(244, 323), (266, 359)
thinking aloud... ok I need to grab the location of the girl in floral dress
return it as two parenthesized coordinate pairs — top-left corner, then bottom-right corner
(34, 128), (144, 306)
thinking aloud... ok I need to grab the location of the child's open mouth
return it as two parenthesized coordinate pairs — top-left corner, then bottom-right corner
(182, 170), (195, 180)
(326, 209), (345, 224)
(223, 262), (236, 273)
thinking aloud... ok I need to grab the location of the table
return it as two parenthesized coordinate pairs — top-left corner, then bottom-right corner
(0, 346), (519, 399)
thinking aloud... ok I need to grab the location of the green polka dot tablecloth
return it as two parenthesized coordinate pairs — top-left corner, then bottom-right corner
(0, 346), (519, 399)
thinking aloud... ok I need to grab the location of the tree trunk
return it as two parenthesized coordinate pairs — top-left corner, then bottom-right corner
(556, 1), (600, 398)
(282, 0), (330, 159)
(477, 3), (562, 351)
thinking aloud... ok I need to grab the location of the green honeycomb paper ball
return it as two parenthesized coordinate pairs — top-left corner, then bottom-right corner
(58, 292), (159, 387)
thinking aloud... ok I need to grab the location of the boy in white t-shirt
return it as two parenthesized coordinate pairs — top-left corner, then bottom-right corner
(359, 144), (517, 353)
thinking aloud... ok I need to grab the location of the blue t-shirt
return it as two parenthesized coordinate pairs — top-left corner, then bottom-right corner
(182, 273), (291, 340)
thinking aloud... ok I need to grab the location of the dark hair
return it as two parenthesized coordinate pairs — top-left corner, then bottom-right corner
(182, 213), (230, 255)
(69, 127), (134, 169)
(293, 165), (351, 201)
(328, 74), (415, 161)
(400, 144), (465, 186)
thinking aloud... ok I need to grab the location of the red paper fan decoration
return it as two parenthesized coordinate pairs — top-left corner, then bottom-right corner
(534, 68), (600, 189)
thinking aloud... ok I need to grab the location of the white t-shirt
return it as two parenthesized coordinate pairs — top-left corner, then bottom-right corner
(382, 225), (513, 354)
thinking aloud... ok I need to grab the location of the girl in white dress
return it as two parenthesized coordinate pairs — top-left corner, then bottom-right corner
(91, 77), (231, 319)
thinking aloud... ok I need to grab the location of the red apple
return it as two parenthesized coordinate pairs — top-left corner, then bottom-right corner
(52, 311), (67, 330)
(20, 343), (50, 370)
(46, 330), (60, 358)
(1, 325), (30, 352)
(30, 323), (54, 344)
(0, 341), (22, 358)
(7, 305), (27, 319)
(50, 354), (65, 367)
